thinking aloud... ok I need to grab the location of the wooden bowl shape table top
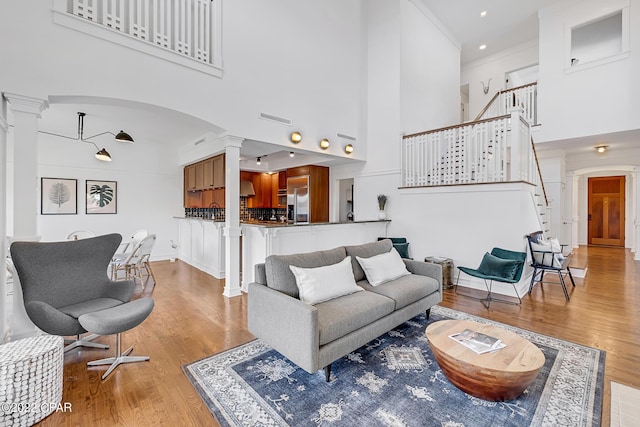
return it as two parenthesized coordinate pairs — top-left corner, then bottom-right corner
(425, 319), (545, 401)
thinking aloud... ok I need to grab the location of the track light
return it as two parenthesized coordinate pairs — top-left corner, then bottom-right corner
(289, 152), (295, 157)
(38, 111), (133, 162)
(256, 157), (261, 165)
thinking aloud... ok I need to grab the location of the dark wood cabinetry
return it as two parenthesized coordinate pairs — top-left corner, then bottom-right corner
(183, 154), (226, 208)
(243, 172), (274, 208)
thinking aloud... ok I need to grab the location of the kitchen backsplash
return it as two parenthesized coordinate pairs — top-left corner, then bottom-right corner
(184, 198), (286, 222)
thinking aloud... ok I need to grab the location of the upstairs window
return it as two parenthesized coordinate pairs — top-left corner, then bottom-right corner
(566, 7), (629, 71)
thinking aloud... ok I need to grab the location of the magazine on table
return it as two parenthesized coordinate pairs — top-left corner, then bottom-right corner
(449, 329), (506, 354)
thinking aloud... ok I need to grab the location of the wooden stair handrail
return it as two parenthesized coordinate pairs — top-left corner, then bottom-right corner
(402, 114), (510, 139)
(531, 136), (548, 206)
(473, 82), (538, 121)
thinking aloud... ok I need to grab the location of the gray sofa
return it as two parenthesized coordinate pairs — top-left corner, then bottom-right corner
(248, 239), (443, 381)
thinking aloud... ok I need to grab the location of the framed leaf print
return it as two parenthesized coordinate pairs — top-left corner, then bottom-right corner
(41, 178), (77, 215)
(86, 180), (117, 214)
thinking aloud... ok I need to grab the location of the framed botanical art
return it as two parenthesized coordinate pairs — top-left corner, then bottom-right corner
(41, 178), (77, 215)
(86, 180), (117, 214)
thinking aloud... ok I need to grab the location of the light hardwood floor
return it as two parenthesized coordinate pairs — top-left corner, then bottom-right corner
(36, 245), (639, 426)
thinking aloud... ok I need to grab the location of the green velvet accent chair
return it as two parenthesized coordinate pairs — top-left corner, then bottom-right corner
(377, 237), (412, 259)
(456, 247), (526, 309)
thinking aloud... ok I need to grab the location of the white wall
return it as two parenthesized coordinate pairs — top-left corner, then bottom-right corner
(352, 0), (461, 223)
(400, 1), (461, 134)
(536, 0), (639, 143)
(33, 134), (183, 259)
(0, 0), (364, 157)
(461, 41), (539, 120)
(394, 183), (541, 296)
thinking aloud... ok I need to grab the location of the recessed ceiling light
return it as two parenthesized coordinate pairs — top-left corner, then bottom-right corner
(479, 44), (487, 50)
(480, 11), (487, 17)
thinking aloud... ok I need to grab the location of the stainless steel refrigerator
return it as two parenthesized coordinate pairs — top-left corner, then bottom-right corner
(287, 175), (309, 224)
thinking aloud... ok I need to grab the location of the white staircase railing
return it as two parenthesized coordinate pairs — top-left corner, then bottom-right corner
(402, 108), (536, 188)
(476, 82), (538, 125)
(53, 0), (222, 75)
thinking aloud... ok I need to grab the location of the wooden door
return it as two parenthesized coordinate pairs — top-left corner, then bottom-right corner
(588, 176), (625, 246)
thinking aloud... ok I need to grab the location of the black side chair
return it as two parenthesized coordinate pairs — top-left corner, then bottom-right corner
(455, 247), (526, 309)
(377, 237), (412, 259)
(526, 231), (575, 301)
(10, 234), (154, 379)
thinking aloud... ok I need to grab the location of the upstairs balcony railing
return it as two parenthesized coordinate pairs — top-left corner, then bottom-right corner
(52, 0), (222, 76)
(401, 108), (538, 189)
(475, 82), (538, 125)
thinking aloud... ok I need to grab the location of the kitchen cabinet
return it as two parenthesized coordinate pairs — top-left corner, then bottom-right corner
(203, 158), (214, 189)
(185, 164), (197, 192)
(194, 162), (205, 190)
(183, 154), (226, 208)
(246, 172), (273, 208)
(278, 170), (287, 190)
(213, 155), (225, 188)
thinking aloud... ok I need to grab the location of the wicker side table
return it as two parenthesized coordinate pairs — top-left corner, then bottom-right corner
(424, 257), (454, 290)
(0, 335), (64, 426)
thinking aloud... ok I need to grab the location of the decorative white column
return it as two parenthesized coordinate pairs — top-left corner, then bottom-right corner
(508, 107), (524, 181)
(4, 93), (48, 237)
(0, 96), (8, 342)
(222, 135), (243, 298)
(571, 173), (580, 249)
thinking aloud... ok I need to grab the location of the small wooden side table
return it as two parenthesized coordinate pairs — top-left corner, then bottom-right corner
(424, 257), (454, 289)
(426, 319), (545, 401)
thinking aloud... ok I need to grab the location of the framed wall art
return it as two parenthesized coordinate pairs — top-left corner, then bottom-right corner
(41, 178), (77, 215)
(86, 180), (117, 214)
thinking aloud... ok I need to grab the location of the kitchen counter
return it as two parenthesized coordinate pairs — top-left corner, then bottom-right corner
(241, 220), (391, 291)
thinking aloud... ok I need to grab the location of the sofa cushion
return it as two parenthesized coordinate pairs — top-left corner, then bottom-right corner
(345, 239), (393, 281)
(289, 256), (362, 305)
(265, 246), (347, 298)
(356, 249), (410, 286)
(316, 291), (395, 346)
(357, 274), (439, 310)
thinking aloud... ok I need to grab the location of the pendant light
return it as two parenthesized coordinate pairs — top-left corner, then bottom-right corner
(39, 111), (134, 162)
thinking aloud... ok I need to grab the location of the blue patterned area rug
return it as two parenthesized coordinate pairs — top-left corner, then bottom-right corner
(183, 306), (604, 426)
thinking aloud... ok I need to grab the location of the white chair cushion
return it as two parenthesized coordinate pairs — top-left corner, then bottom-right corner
(531, 241), (563, 268)
(289, 256), (362, 305)
(356, 249), (411, 286)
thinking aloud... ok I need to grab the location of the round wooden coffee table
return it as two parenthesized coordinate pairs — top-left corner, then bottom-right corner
(426, 319), (545, 401)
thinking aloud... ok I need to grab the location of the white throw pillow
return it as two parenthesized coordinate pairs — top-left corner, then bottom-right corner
(530, 241), (562, 268)
(289, 256), (362, 305)
(540, 237), (565, 259)
(356, 249), (411, 286)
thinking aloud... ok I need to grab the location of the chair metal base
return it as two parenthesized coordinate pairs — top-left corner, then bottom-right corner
(529, 267), (575, 301)
(64, 334), (109, 353)
(455, 270), (521, 309)
(87, 333), (149, 380)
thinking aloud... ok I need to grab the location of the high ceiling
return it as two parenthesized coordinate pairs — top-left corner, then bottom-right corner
(419, 0), (557, 65)
(33, 2), (624, 162)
